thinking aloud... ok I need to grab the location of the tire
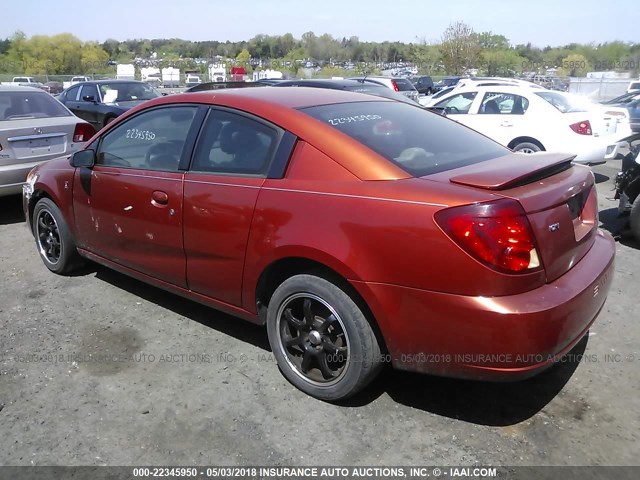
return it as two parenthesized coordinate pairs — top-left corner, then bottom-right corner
(103, 116), (115, 128)
(630, 194), (640, 241)
(266, 274), (383, 401)
(32, 198), (83, 274)
(513, 141), (542, 154)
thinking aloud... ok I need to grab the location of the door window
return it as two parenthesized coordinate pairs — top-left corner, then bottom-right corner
(79, 84), (99, 102)
(480, 92), (529, 115)
(435, 92), (477, 114)
(96, 106), (198, 171)
(191, 110), (278, 175)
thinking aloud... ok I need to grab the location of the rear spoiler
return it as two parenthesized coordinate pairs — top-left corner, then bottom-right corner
(449, 152), (576, 191)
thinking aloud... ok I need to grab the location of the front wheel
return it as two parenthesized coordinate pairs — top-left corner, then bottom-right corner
(266, 274), (383, 401)
(32, 198), (83, 274)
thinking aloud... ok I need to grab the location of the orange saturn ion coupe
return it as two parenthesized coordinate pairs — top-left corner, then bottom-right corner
(23, 87), (615, 401)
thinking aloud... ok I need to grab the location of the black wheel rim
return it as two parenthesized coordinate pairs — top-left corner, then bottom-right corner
(276, 293), (350, 386)
(36, 209), (62, 265)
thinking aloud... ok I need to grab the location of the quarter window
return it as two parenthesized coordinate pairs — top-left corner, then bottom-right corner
(191, 110), (277, 176)
(64, 85), (81, 102)
(96, 106), (198, 171)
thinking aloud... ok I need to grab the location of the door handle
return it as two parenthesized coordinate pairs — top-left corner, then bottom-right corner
(501, 121), (514, 127)
(151, 190), (169, 206)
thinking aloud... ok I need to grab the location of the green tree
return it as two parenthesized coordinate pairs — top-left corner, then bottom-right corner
(440, 21), (480, 74)
(558, 53), (592, 76)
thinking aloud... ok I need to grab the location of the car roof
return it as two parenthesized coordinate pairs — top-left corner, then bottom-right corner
(179, 85), (394, 109)
(276, 79), (387, 90)
(0, 85), (48, 93)
(349, 76), (408, 81)
(70, 79), (147, 85)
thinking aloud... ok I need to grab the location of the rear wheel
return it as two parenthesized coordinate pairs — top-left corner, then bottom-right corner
(630, 194), (640, 241)
(32, 198), (83, 274)
(103, 116), (115, 128)
(266, 274), (383, 401)
(513, 141), (542, 154)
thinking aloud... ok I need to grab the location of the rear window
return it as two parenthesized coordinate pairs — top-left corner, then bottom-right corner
(0, 91), (71, 121)
(536, 92), (590, 113)
(630, 82), (640, 90)
(301, 101), (508, 176)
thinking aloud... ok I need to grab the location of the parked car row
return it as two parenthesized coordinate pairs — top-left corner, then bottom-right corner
(426, 84), (632, 165)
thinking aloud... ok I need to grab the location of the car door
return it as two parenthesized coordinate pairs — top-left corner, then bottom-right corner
(60, 85), (81, 112)
(75, 84), (101, 127)
(461, 92), (532, 146)
(183, 108), (287, 306)
(72, 105), (202, 287)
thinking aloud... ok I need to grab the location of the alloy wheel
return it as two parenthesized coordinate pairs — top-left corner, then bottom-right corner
(276, 293), (351, 386)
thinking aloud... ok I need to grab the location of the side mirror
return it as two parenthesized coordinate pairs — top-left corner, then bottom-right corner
(82, 95), (96, 102)
(70, 149), (96, 168)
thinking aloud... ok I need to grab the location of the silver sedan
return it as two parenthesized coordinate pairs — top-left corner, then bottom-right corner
(0, 85), (95, 196)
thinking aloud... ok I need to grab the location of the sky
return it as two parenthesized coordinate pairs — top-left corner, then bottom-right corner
(2, 0), (637, 48)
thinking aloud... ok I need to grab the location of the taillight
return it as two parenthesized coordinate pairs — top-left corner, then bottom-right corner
(570, 120), (592, 135)
(434, 199), (542, 274)
(73, 123), (96, 143)
(390, 80), (400, 92)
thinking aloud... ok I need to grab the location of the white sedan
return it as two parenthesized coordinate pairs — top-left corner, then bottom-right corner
(429, 85), (632, 165)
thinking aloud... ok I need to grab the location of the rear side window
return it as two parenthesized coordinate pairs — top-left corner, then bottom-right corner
(301, 101), (508, 176)
(536, 92), (589, 113)
(0, 91), (71, 121)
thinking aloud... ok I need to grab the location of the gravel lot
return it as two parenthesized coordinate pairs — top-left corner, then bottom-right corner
(0, 160), (638, 467)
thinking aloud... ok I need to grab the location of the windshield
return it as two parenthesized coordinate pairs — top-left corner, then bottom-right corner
(536, 91), (591, 113)
(301, 101), (508, 176)
(0, 91), (71, 120)
(99, 82), (161, 103)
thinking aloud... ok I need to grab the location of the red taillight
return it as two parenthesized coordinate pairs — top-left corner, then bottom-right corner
(434, 199), (542, 274)
(390, 80), (400, 92)
(73, 123), (96, 143)
(570, 120), (592, 135)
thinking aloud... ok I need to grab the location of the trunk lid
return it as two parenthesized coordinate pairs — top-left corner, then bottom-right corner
(427, 152), (598, 282)
(0, 117), (78, 166)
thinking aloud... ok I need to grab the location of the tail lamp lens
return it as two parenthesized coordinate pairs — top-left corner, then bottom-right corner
(434, 199), (542, 274)
(570, 120), (592, 135)
(73, 123), (96, 143)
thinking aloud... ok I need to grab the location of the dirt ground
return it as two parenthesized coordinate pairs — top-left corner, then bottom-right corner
(1, 160), (638, 467)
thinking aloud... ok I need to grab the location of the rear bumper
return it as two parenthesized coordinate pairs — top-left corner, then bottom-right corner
(0, 161), (43, 197)
(352, 229), (615, 381)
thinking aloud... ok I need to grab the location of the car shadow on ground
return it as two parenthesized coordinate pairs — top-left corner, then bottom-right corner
(91, 264), (586, 426)
(93, 266), (270, 351)
(346, 335), (587, 426)
(0, 195), (25, 225)
(594, 172), (610, 184)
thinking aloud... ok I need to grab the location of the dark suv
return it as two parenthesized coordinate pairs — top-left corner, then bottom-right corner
(411, 76), (435, 95)
(433, 76), (463, 93)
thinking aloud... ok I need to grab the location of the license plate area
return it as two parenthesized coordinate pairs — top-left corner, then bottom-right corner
(568, 185), (597, 242)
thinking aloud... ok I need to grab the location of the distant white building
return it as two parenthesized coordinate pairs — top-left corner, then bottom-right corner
(253, 69), (284, 81)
